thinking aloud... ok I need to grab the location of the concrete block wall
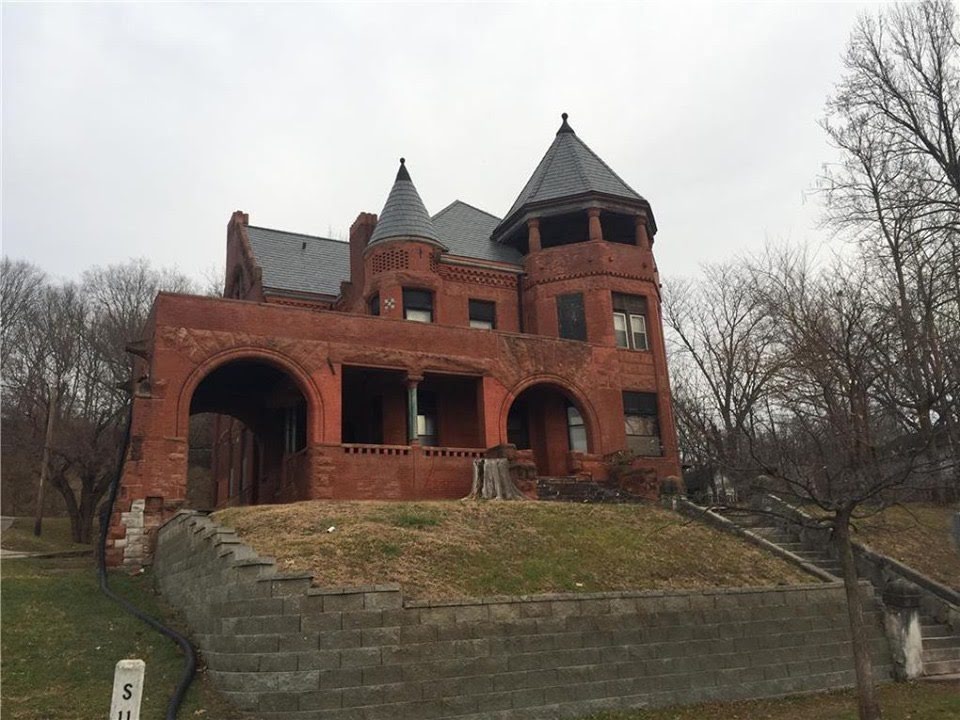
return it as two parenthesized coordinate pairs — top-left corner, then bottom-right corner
(155, 511), (893, 720)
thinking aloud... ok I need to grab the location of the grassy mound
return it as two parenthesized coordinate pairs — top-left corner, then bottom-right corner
(215, 501), (812, 600)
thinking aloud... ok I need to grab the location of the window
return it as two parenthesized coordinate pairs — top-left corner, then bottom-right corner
(403, 288), (433, 323)
(507, 403), (530, 450)
(416, 389), (438, 446)
(468, 299), (496, 329)
(284, 401), (307, 454)
(368, 293), (380, 316)
(623, 391), (661, 456)
(612, 293), (649, 350)
(238, 431), (246, 494)
(567, 405), (588, 452)
(557, 293), (587, 341)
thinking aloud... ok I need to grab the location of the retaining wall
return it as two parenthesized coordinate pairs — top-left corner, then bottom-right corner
(154, 511), (893, 720)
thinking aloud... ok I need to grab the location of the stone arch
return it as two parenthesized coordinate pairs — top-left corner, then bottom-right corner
(499, 375), (600, 476)
(176, 347), (323, 440)
(176, 347), (325, 511)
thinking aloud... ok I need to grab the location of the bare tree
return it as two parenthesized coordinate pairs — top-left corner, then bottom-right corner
(748, 251), (927, 720)
(15, 283), (88, 535)
(1, 258), (46, 372)
(663, 263), (781, 492)
(0, 258), (197, 542)
(821, 0), (960, 498)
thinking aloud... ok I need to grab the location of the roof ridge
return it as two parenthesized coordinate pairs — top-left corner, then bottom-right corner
(523, 135), (562, 206)
(433, 199), (501, 222)
(247, 225), (346, 244)
(565, 134), (592, 192)
(573, 135), (642, 198)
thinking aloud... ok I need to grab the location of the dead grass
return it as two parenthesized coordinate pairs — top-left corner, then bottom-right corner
(215, 501), (813, 600)
(852, 503), (960, 590)
(584, 680), (960, 720)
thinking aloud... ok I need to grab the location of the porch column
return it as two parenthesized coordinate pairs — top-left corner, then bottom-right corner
(406, 374), (422, 445)
(587, 208), (603, 242)
(527, 218), (542, 253)
(634, 214), (650, 249)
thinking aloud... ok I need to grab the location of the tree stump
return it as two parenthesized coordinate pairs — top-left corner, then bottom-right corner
(465, 458), (526, 500)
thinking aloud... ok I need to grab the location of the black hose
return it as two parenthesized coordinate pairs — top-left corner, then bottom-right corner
(97, 403), (197, 720)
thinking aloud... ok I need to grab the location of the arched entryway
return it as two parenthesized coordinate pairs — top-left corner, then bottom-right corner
(505, 382), (592, 477)
(186, 359), (311, 509)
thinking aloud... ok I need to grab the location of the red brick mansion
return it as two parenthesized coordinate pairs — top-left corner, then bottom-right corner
(107, 114), (681, 566)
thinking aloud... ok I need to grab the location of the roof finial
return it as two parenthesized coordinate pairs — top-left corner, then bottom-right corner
(396, 156), (411, 181)
(557, 112), (574, 135)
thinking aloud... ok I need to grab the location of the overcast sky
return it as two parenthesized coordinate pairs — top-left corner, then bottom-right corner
(3, 2), (876, 284)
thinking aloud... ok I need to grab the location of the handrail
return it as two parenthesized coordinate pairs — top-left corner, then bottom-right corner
(761, 493), (960, 609)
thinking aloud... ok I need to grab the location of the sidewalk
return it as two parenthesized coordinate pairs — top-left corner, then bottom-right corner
(0, 516), (92, 560)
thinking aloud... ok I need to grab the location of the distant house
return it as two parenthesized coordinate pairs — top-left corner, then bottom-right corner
(108, 115), (682, 566)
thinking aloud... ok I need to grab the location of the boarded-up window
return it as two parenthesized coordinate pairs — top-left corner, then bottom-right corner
(623, 391), (660, 456)
(557, 293), (587, 341)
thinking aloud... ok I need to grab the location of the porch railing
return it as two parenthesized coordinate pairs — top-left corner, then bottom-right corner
(342, 444), (411, 456)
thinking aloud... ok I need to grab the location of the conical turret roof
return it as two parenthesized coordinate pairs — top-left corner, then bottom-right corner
(493, 114), (649, 242)
(368, 158), (444, 247)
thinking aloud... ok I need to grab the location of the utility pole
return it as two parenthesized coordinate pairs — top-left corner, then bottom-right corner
(33, 385), (58, 537)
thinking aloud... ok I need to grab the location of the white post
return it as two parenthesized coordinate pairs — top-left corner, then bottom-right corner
(109, 659), (145, 720)
(882, 580), (924, 680)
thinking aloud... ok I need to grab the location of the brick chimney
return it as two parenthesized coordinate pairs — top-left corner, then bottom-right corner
(348, 212), (377, 297)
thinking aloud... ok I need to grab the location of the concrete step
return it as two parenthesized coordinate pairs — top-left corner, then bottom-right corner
(750, 528), (795, 542)
(920, 672), (960, 682)
(923, 647), (960, 663)
(814, 560), (842, 570)
(924, 635), (960, 650)
(923, 623), (956, 638)
(924, 659), (960, 676)
(792, 550), (830, 559)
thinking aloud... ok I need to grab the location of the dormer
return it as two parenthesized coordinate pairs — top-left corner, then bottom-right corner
(491, 114), (657, 255)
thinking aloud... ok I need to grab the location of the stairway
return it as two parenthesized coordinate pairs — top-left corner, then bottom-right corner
(717, 507), (960, 679)
(718, 508), (844, 578)
(921, 620), (960, 676)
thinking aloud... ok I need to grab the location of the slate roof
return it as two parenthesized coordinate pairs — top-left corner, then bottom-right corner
(368, 159), (443, 247)
(497, 114), (644, 234)
(432, 201), (522, 266)
(246, 225), (349, 297)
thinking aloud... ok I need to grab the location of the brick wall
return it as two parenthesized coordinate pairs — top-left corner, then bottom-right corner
(155, 511), (893, 720)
